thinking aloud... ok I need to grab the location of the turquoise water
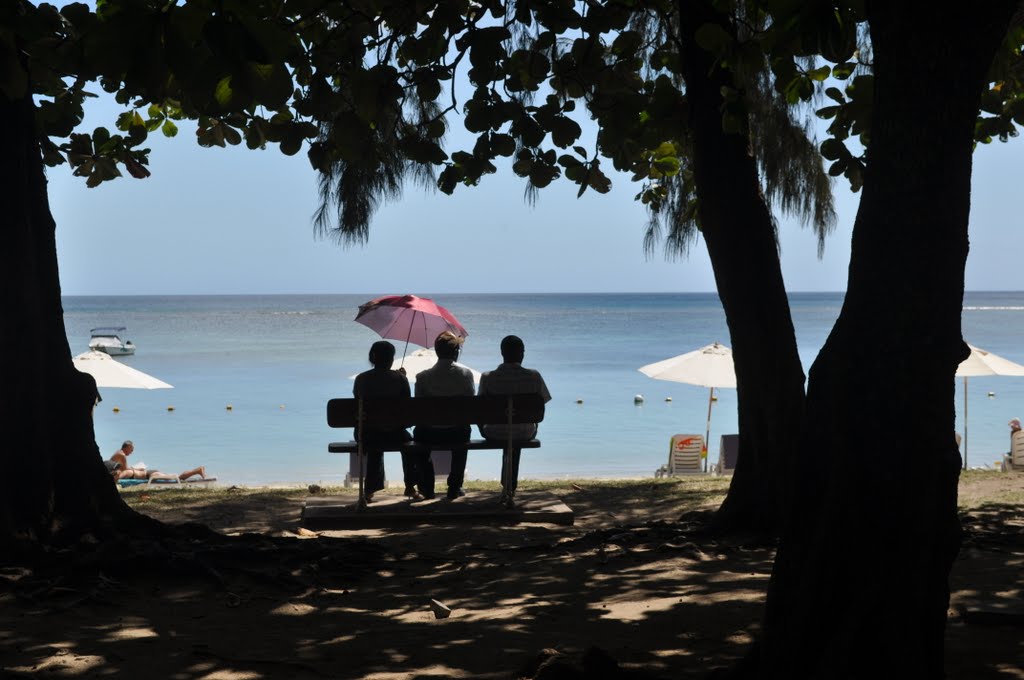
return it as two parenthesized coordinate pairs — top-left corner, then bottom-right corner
(64, 292), (1024, 484)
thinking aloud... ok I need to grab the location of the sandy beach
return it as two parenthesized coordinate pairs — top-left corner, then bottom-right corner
(2, 473), (1022, 678)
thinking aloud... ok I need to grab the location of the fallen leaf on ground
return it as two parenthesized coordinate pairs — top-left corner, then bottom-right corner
(429, 599), (452, 619)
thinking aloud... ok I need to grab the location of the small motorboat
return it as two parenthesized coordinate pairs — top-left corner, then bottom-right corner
(88, 327), (136, 356)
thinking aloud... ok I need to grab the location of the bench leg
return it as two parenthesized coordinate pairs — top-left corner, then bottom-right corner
(357, 448), (367, 511)
(499, 447), (521, 508)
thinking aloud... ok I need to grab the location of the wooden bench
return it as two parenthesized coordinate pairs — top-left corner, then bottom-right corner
(327, 394), (545, 507)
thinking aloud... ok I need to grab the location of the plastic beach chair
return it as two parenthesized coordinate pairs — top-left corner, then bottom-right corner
(714, 434), (739, 475)
(656, 434), (705, 476)
(1003, 430), (1024, 471)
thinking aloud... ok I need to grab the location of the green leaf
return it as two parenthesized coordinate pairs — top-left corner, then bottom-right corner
(115, 111), (136, 131)
(694, 23), (732, 55)
(426, 119), (446, 139)
(806, 66), (831, 82)
(491, 133), (516, 157)
(223, 125), (242, 146)
(611, 31), (642, 56)
(820, 137), (845, 161)
(438, 165), (462, 194)
(161, 120), (178, 138)
(214, 76), (234, 107)
(832, 62), (856, 80)
(652, 141), (676, 158)
(550, 116), (582, 147)
(816, 105), (840, 120)
(825, 87), (845, 104)
(652, 157), (680, 176)
(417, 75), (442, 101)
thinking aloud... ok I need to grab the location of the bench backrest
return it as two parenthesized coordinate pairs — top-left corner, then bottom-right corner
(327, 394), (545, 429)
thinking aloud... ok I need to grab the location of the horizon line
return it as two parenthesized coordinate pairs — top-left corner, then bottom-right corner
(60, 289), (1024, 297)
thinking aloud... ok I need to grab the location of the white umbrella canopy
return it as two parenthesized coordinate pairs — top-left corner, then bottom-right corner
(638, 342), (736, 471)
(72, 351), (173, 389)
(955, 344), (1024, 468)
(955, 344), (1024, 378)
(349, 348), (481, 384)
(638, 342), (737, 388)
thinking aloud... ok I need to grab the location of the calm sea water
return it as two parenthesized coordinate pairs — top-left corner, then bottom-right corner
(63, 292), (1024, 485)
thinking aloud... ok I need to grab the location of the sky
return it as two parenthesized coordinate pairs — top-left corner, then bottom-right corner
(48, 89), (1023, 296)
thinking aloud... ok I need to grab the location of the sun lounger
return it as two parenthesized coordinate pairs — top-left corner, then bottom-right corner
(655, 434), (705, 477)
(1002, 430), (1024, 471)
(714, 434), (739, 475)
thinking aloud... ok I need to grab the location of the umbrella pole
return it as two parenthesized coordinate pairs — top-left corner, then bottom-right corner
(400, 318), (414, 367)
(963, 376), (968, 470)
(357, 399), (367, 510)
(704, 387), (714, 472)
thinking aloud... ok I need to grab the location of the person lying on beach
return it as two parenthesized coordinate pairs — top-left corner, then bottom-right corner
(104, 440), (208, 482)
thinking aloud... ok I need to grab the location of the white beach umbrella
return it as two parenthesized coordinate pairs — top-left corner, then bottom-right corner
(349, 348), (481, 384)
(72, 351), (173, 389)
(638, 342), (736, 470)
(955, 344), (1024, 468)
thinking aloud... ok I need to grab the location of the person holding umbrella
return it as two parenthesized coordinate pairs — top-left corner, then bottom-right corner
(353, 341), (415, 502)
(413, 331), (476, 499)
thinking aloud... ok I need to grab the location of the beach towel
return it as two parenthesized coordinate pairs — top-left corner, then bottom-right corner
(118, 477), (217, 488)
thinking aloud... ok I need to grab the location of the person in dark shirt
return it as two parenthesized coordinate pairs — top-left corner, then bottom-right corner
(352, 341), (412, 502)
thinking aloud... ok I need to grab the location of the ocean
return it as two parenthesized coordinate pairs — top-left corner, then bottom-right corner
(63, 292), (1024, 485)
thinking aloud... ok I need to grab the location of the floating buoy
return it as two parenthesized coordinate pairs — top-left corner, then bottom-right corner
(226, 404), (233, 410)
(664, 397), (672, 402)
(634, 394), (645, 404)
(112, 407), (120, 413)
(167, 406), (175, 412)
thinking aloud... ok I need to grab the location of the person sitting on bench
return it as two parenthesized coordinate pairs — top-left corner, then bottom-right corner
(413, 331), (475, 500)
(353, 341), (413, 502)
(478, 335), (551, 507)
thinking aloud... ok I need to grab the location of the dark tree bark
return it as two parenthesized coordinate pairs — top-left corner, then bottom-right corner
(0, 85), (150, 546)
(677, 0), (807, 534)
(761, 4), (1019, 676)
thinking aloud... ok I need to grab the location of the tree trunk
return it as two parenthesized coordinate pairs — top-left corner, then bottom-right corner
(677, 0), (807, 534)
(761, 4), (1018, 676)
(0, 85), (147, 545)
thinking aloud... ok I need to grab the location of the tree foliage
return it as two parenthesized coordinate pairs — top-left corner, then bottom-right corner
(5, 1), (1021, 231)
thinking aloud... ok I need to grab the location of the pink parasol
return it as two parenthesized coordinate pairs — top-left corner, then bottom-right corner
(354, 295), (468, 360)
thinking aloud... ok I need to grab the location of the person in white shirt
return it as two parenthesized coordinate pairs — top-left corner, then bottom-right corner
(414, 331), (475, 499)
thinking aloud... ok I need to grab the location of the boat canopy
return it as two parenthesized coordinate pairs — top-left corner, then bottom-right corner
(90, 326), (127, 336)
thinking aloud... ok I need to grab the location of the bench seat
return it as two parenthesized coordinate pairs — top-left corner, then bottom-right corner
(327, 394), (545, 506)
(328, 439), (541, 454)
